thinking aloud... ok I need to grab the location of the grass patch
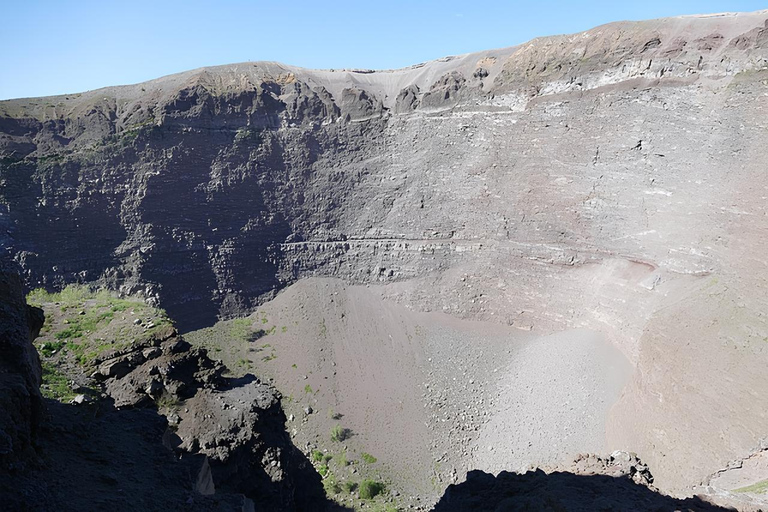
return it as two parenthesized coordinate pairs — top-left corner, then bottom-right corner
(155, 392), (181, 410)
(318, 464), (329, 477)
(359, 480), (385, 500)
(343, 481), (357, 493)
(323, 473), (341, 495)
(311, 450), (324, 463)
(29, 284), (170, 368)
(304, 384), (313, 394)
(734, 479), (768, 494)
(27, 284), (91, 309)
(229, 318), (252, 341)
(361, 452), (377, 464)
(38, 340), (65, 357)
(40, 362), (76, 401)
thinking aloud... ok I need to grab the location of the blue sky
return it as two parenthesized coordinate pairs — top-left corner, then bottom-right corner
(1, 0), (765, 100)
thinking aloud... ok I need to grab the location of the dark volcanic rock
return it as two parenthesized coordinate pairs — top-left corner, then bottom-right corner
(432, 468), (730, 512)
(0, 265), (329, 511)
(176, 377), (325, 510)
(0, 260), (44, 469)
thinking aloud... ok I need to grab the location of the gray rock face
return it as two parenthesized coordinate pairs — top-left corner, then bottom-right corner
(0, 13), (766, 331)
(0, 260), (44, 469)
(1, 10), (768, 495)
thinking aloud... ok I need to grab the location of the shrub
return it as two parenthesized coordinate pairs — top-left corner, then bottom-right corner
(311, 450), (324, 462)
(359, 480), (385, 500)
(361, 452), (377, 464)
(330, 425), (350, 442)
(343, 481), (357, 493)
(39, 340), (65, 357)
(323, 474), (341, 495)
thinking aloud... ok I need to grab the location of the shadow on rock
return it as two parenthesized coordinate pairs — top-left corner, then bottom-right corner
(432, 469), (735, 512)
(1, 397), (247, 511)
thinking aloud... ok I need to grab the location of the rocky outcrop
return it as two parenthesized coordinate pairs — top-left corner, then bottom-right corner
(174, 378), (324, 510)
(0, 260), (44, 470)
(90, 325), (225, 407)
(420, 71), (476, 110)
(0, 269), (327, 510)
(81, 323), (326, 509)
(433, 452), (727, 511)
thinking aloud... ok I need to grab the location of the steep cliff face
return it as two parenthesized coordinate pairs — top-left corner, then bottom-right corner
(0, 281), (327, 510)
(0, 261), (43, 469)
(1, 10), (768, 496)
(2, 12), (765, 329)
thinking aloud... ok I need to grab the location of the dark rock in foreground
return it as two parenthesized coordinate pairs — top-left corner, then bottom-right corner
(0, 267), (330, 511)
(0, 260), (44, 470)
(432, 468), (732, 512)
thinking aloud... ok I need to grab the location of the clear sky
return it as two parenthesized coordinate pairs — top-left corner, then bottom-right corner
(1, 0), (765, 100)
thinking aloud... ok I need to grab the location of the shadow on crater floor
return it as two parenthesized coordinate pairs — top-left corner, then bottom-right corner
(432, 469), (734, 512)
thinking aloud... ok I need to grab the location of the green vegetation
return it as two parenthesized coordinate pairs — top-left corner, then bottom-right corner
(155, 392), (181, 410)
(322, 473), (341, 495)
(28, 285), (169, 367)
(343, 481), (357, 493)
(330, 425), (349, 442)
(319, 318), (327, 337)
(38, 340), (65, 357)
(233, 127), (263, 146)
(311, 450), (332, 464)
(28, 285), (88, 308)
(361, 452), (377, 464)
(734, 479), (768, 494)
(304, 384), (313, 394)
(54, 310), (114, 340)
(229, 317), (267, 343)
(371, 506), (398, 512)
(35, 152), (67, 169)
(359, 479), (385, 500)
(40, 361), (77, 401)
(318, 464), (329, 477)
(230, 318), (252, 340)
